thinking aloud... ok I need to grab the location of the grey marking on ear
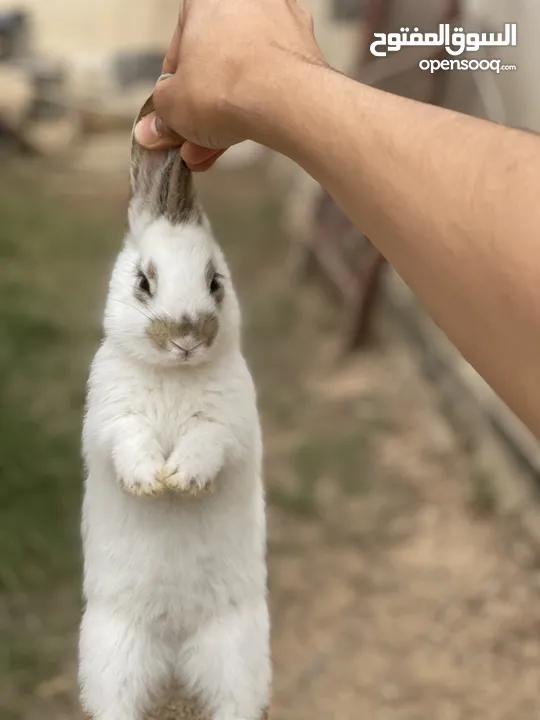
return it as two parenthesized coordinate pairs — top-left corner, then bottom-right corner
(130, 89), (202, 226)
(157, 151), (202, 225)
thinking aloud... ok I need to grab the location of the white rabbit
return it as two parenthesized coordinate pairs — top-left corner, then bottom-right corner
(79, 91), (270, 720)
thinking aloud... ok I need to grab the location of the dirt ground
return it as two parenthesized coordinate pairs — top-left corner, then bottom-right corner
(3, 135), (540, 720)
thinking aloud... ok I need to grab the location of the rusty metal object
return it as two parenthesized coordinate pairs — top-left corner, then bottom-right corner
(302, 0), (461, 350)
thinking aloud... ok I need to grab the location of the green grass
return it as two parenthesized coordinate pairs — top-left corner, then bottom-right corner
(468, 465), (498, 518)
(0, 166), (284, 715)
(0, 162), (373, 716)
(0, 173), (122, 711)
(267, 431), (371, 517)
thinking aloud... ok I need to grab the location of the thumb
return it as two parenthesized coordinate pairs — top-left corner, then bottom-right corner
(133, 115), (223, 171)
(133, 112), (184, 150)
(134, 72), (184, 149)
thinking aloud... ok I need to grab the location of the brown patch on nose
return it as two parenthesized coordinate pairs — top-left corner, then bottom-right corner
(146, 318), (170, 351)
(173, 314), (196, 338)
(199, 313), (219, 347)
(146, 313), (219, 351)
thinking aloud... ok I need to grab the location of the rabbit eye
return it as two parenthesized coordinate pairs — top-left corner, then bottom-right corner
(206, 261), (224, 304)
(136, 271), (151, 297)
(209, 274), (222, 295)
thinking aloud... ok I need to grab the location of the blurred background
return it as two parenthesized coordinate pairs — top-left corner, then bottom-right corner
(1, 1), (540, 719)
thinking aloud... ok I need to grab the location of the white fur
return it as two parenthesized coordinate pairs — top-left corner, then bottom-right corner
(80, 212), (270, 719)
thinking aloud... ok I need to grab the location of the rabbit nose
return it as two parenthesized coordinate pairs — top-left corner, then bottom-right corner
(173, 314), (196, 338)
(175, 336), (201, 352)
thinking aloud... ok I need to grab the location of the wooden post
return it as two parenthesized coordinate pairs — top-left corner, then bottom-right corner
(299, 0), (462, 351)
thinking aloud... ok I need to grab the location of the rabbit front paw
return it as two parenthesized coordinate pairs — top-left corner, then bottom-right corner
(161, 467), (216, 496)
(119, 457), (168, 498)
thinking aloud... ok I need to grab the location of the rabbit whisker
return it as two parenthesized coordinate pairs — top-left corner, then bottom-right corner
(109, 299), (156, 324)
(113, 282), (163, 322)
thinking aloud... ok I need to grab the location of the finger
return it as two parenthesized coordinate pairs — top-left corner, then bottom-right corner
(181, 143), (222, 166)
(187, 151), (226, 173)
(134, 112), (185, 150)
(181, 145), (225, 172)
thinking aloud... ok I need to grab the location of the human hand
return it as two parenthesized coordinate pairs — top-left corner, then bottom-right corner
(134, 0), (325, 171)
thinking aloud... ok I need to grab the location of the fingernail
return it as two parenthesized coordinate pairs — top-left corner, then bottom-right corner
(134, 116), (160, 146)
(157, 72), (174, 84)
(153, 116), (165, 137)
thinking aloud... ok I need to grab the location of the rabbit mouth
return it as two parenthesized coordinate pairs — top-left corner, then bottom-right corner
(171, 340), (204, 360)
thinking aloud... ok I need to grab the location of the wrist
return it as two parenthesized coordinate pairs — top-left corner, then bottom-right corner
(225, 52), (332, 158)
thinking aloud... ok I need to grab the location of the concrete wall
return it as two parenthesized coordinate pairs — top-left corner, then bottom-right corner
(303, 0), (539, 128)
(464, 0), (540, 130)
(1, 0), (536, 126)
(0, 0), (358, 106)
(0, 0), (178, 57)
(0, 0), (180, 111)
(304, 0), (359, 72)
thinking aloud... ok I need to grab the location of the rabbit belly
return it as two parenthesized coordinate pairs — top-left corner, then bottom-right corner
(83, 456), (266, 619)
(80, 461), (269, 720)
(81, 348), (268, 718)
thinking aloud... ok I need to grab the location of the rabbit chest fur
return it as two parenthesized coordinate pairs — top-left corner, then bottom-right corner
(79, 94), (270, 720)
(82, 342), (266, 627)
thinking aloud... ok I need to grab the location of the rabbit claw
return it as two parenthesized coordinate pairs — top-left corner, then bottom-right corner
(118, 458), (169, 498)
(161, 470), (215, 496)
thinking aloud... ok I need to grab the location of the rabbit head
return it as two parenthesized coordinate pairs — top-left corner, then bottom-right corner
(103, 92), (241, 368)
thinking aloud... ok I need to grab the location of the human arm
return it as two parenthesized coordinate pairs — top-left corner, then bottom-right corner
(270, 66), (540, 439)
(135, 0), (540, 437)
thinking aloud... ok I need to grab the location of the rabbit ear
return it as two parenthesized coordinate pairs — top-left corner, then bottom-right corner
(129, 87), (200, 228)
